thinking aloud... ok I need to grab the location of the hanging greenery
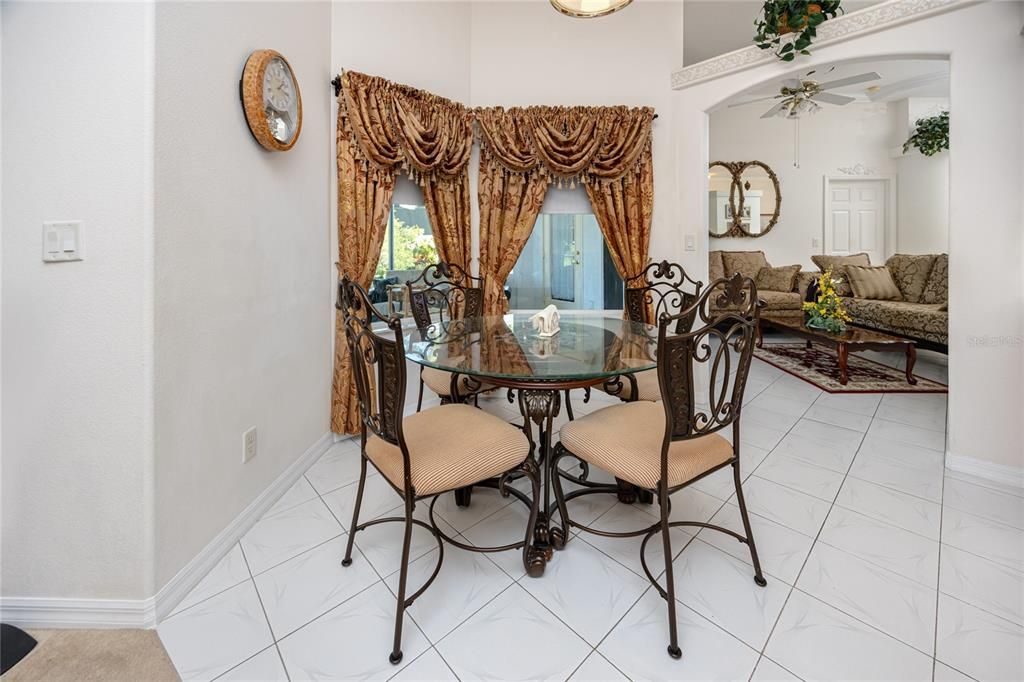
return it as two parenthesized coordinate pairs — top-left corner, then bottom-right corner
(754, 1), (843, 62)
(903, 110), (949, 157)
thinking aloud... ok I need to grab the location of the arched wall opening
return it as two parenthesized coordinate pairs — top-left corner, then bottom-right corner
(671, 1), (1024, 482)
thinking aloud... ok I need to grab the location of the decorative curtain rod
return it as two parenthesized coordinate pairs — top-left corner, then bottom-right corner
(329, 76), (658, 119)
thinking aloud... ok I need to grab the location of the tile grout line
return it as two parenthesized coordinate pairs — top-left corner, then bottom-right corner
(236, 542), (292, 682)
(932, 448), (948, 679)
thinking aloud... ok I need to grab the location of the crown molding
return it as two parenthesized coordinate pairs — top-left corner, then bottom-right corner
(672, 0), (982, 90)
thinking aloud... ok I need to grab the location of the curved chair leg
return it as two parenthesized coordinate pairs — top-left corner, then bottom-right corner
(564, 389), (575, 421)
(390, 498), (415, 664)
(416, 377), (425, 412)
(659, 482), (682, 659)
(342, 454), (368, 567)
(732, 461), (767, 587)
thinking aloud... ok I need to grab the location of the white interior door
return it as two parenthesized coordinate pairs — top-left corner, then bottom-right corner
(826, 180), (887, 264)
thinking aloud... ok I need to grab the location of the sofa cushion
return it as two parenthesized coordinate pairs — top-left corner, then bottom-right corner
(709, 250), (725, 283)
(755, 264), (800, 292)
(845, 265), (902, 300)
(758, 290), (803, 311)
(796, 271), (818, 300)
(885, 254), (937, 303)
(921, 253), (948, 304)
(844, 298), (948, 345)
(810, 253), (870, 296)
(721, 251), (769, 280)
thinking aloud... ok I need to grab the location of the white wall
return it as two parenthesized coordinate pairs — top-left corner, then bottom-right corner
(676, 1), (1024, 475)
(1, 2), (155, 600)
(893, 97), (949, 254)
(153, 2), (332, 589)
(709, 102), (898, 268)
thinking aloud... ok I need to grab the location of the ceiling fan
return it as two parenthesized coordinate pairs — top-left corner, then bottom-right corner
(730, 70), (882, 119)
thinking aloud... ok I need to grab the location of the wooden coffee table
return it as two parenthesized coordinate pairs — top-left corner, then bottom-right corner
(757, 315), (917, 386)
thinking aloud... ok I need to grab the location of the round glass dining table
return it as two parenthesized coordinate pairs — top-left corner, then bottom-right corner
(402, 312), (658, 575)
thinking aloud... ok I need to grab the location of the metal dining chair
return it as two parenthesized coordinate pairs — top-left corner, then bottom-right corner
(337, 276), (541, 665)
(597, 260), (703, 403)
(551, 273), (767, 660)
(406, 262), (489, 411)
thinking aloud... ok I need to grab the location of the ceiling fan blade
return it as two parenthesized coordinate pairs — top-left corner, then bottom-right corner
(815, 92), (856, 106)
(782, 78), (803, 91)
(728, 95), (779, 108)
(817, 72), (881, 90)
(760, 101), (788, 119)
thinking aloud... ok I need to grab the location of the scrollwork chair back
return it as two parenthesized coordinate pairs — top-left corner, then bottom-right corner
(337, 276), (409, 476)
(656, 273), (761, 449)
(406, 262), (485, 329)
(624, 260), (703, 333)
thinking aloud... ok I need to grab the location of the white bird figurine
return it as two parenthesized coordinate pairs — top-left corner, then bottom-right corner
(530, 305), (561, 338)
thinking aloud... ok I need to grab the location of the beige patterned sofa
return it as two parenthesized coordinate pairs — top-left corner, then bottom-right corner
(710, 250), (949, 350)
(836, 253), (948, 349)
(709, 250), (816, 319)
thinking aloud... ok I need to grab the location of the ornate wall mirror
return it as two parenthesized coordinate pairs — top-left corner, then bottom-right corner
(708, 160), (781, 238)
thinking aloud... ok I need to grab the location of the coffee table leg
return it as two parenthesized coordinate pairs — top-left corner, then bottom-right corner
(837, 343), (849, 385)
(905, 344), (918, 385)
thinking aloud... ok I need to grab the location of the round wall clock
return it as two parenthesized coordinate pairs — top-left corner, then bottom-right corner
(240, 49), (302, 151)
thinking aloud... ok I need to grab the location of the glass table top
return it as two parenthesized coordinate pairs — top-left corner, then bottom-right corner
(403, 313), (658, 382)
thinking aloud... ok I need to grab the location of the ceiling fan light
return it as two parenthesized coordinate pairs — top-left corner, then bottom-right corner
(550, 0), (633, 18)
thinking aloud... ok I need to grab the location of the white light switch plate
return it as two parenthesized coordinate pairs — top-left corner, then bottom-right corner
(684, 234), (696, 252)
(42, 221), (83, 262)
(243, 427), (257, 463)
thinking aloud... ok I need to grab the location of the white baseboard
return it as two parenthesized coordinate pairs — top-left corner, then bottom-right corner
(0, 431), (339, 629)
(946, 452), (1024, 489)
(0, 597), (157, 629)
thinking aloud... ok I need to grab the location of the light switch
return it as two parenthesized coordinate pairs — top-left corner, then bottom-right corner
(811, 237), (821, 249)
(42, 221), (83, 262)
(684, 234), (696, 252)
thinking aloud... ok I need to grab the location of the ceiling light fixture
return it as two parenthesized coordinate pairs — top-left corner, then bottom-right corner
(550, 0), (633, 19)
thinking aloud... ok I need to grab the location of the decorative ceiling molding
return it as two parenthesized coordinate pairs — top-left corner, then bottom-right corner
(671, 0), (981, 90)
(837, 163), (878, 175)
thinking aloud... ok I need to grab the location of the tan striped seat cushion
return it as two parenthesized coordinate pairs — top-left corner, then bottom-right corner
(365, 404), (530, 496)
(560, 401), (733, 489)
(595, 369), (661, 402)
(421, 366), (491, 398)
(845, 265), (903, 300)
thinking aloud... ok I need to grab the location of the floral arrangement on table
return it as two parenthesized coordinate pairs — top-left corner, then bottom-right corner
(802, 268), (851, 333)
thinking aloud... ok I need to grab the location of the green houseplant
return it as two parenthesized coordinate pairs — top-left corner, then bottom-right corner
(754, 0), (843, 62)
(903, 110), (949, 157)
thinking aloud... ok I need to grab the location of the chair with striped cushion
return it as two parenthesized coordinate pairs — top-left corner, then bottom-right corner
(551, 273), (767, 660)
(337, 276), (540, 665)
(597, 260), (702, 403)
(406, 262), (491, 410)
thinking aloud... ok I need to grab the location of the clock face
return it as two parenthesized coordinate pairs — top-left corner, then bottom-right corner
(263, 57), (297, 143)
(241, 49), (302, 151)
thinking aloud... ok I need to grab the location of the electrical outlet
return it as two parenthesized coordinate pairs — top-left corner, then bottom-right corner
(243, 427), (257, 463)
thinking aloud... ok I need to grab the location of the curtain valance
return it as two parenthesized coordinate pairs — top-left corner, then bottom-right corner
(474, 105), (654, 186)
(340, 70), (473, 184)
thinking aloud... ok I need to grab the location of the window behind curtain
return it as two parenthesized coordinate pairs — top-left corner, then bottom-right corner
(506, 186), (623, 311)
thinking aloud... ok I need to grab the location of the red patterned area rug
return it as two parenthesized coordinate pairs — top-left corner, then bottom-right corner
(753, 343), (947, 394)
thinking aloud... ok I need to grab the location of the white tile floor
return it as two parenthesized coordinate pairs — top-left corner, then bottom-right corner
(158, 345), (1024, 681)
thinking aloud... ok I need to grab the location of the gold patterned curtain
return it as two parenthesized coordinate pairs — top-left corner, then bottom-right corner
(332, 71), (473, 434)
(475, 105), (655, 316)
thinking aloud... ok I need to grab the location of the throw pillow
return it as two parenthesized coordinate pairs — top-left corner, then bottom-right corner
(845, 265), (903, 300)
(921, 253), (948, 304)
(721, 251), (769, 280)
(755, 264), (801, 292)
(810, 253), (871, 297)
(709, 250), (725, 283)
(885, 254), (937, 303)
(939, 302), (948, 312)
